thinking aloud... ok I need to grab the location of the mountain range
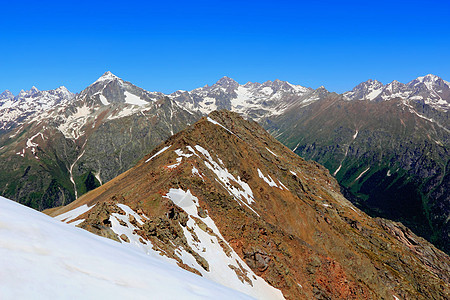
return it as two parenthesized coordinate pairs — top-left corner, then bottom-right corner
(45, 111), (449, 299)
(0, 72), (448, 255)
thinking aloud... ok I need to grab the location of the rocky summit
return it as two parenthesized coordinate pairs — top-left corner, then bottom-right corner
(48, 111), (449, 299)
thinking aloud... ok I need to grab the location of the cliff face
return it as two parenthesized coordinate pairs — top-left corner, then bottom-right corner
(50, 110), (449, 299)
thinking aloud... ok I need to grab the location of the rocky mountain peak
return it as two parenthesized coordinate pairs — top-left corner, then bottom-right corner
(344, 74), (450, 110)
(408, 74), (447, 89)
(215, 76), (239, 89)
(343, 79), (384, 101)
(0, 90), (14, 100)
(29, 86), (39, 94)
(96, 71), (121, 83)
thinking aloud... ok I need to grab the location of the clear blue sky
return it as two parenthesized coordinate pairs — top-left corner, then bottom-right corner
(1, 0), (449, 95)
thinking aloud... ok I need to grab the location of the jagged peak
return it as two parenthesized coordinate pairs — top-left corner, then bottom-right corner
(55, 86), (69, 92)
(95, 71), (121, 83)
(0, 90), (14, 97)
(215, 76), (238, 88)
(354, 79), (383, 88)
(415, 74), (441, 82)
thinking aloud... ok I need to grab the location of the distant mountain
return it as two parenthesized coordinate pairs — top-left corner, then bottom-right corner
(0, 86), (74, 134)
(0, 72), (199, 210)
(264, 78), (450, 253)
(169, 76), (329, 120)
(49, 111), (449, 299)
(0, 196), (252, 299)
(344, 74), (450, 112)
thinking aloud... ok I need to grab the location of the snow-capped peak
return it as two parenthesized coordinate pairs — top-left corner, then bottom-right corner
(30, 86), (39, 94)
(96, 71), (120, 83)
(0, 90), (14, 100)
(415, 74), (440, 83)
(55, 86), (69, 93)
(344, 74), (450, 111)
(343, 79), (384, 101)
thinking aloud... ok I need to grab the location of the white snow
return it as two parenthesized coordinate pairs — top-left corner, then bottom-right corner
(207, 117), (236, 136)
(107, 105), (139, 120)
(366, 88), (382, 100)
(261, 87), (273, 95)
(191, 145), (256, 212)
(124, 91), (148, 106)
(257, 169), (280, 189)
(95, 71), (119, 82)
(164, 189), (284, 300)
(167, 148), (194, 169)
(0, 196), (252, 299)
(58, 105), (91, 139)
(54, 204), (95, 224)
(333, 164), (342, 176)
(192, 166), (204, 179)
(99, 94), (110, 105)
(145, 145), (171, 162)
(355, 167), (370, 181)
(26, 132), (44, 148)
(265, 147), (278, 157)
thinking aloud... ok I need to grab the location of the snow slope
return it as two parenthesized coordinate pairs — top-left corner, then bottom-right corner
(0, 196), (253, 300)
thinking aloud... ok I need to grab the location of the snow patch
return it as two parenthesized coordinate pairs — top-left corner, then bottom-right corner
(146, 145), (171, 163)
(99, 94), (109, 105)
(55, 204), (95, 224)
(58, 105), (91, 139)
(0, 196), (251, 299)
(265, 147), (278, 157)
(207, 117), (236, 136)
(190, 145), (258, 215)
(124, 91), (148, 106)
(355, 167), (370, 181)
(164, 189), (284, 299)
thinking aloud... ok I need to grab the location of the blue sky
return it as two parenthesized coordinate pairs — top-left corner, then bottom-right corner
(1, 0), (449, 94)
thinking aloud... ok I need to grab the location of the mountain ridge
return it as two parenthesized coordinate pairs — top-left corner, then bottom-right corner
(48, 110), (450, 299)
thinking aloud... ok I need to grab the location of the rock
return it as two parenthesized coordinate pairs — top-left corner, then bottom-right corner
(120, 234), (130, 243)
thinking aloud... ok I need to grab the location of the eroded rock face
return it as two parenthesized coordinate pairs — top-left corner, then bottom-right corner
(50, 110), (450, 299)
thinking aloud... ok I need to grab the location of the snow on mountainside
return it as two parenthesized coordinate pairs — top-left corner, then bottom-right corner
(343, 74), (450, 111)
(56, 189), (284, 300)
(0, 196), (253, 299)
(76, 71), (164, 108)
(169, 76), (326, 120)
(0, 86), (75, 133)
(0, 72), (199, 212)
